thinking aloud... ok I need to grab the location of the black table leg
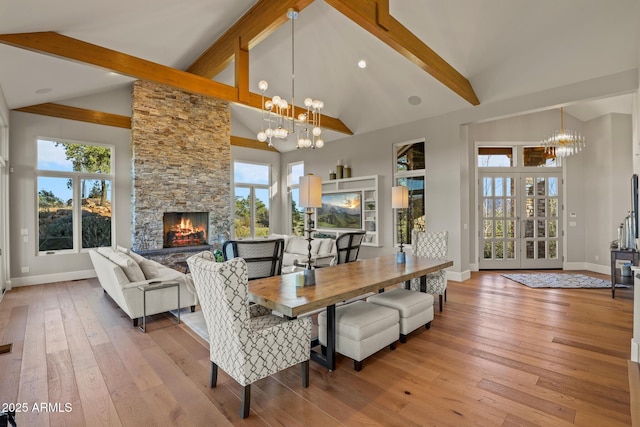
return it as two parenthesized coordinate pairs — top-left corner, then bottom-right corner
(310, 304), (336, 371)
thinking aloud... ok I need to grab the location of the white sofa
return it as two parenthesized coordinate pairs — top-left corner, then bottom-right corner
(270, 234), (337, 268)
(89, 246), (198, 327)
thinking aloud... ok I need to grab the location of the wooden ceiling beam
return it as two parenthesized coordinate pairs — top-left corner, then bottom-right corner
(0, 32), (238, 101)
(325, 0), (480, 106)
(0, 31), (352, 135)
(186, 0), (315, 79)
(15, 103), (131, 128)
(231, 136), (279, 152)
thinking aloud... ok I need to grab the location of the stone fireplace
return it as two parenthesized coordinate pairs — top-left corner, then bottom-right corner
(130, 80), (231, 265)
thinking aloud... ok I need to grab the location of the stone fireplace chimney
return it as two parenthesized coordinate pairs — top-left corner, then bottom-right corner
(130, 80), (231, 252)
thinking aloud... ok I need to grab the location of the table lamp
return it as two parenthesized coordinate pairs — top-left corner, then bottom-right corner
(392, 186), (409, 264)
(299, 174), (322, 285)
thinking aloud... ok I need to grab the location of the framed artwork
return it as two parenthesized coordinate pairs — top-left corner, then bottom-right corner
(316, 192), (362, 230)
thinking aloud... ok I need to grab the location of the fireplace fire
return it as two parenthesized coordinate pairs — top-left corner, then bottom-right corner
(163, 212), (208, 248)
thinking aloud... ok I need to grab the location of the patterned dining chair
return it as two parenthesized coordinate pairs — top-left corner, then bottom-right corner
(410, 230), (448, 311)
(222, 238), (285, 279)
(187, 253), (311, 418)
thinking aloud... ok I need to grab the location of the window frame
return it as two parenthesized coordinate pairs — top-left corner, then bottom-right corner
(36, 137), (115, 255)
(476, 144), (564, 169)
(233, 160), (272, 239)
(393, 139), (426, 247)
(287, 161), (305, 236)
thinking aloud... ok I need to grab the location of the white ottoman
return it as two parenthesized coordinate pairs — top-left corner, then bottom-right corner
(367, 288), (434, 343)
(318, 300), (399, 371)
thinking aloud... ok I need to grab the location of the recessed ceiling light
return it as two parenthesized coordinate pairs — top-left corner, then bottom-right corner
(35, 88), (52, 94)
(408, 96), (422, 106)
(357, 60), (367, 69)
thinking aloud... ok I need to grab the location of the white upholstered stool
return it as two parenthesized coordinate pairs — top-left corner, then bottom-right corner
(367, 288), (434, 343)
(318, 300), (399, 371)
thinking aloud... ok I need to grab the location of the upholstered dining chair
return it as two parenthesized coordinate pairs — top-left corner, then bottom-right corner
(186, 253), (311, 418)
(222, 238), (285, 280)
(335, 231), (366, 264)
(410, 230), (449, 311)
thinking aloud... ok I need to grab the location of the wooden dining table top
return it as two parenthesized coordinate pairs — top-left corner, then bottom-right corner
(248, 254), (453, 317)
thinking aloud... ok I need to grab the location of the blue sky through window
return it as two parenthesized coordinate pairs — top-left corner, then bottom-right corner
(234, 162), (269, 185)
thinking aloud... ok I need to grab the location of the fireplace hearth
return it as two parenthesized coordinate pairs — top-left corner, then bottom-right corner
(163, 212), (208, 248)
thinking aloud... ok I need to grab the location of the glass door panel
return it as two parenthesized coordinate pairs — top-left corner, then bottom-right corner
(479, 173), (519, 268)
(479, 172), (562, 269)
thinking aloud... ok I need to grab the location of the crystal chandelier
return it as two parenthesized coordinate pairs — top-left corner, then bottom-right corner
(540, 107), (585, 157)
(256, 8), (325, 149)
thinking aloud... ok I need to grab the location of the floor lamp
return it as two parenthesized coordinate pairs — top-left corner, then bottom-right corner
(299, 174), (322, 285)
(392, 186), (409, 264)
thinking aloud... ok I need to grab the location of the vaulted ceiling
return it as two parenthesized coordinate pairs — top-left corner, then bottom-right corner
(0, 0), (638, 152)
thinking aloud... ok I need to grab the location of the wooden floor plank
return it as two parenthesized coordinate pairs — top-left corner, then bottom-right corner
(75, 366), (122, 427)
(17, 285), (50, 427)
(103, 324), (164, 392)
(44, 309), (68, 354)
(91, 342), (158, 427)
(47, 350), (85, 427)
(141, 338), (236, 426)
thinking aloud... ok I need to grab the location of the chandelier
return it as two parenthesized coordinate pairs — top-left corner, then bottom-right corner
(256, 8), (325, 149)
(540, 107), (585, 157)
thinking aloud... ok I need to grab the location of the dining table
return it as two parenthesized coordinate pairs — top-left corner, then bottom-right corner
(248, 254), (453, 371)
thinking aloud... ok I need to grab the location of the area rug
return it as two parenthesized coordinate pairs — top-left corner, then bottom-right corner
(171, 308), (209, 342)
(501, 273), (616, 289)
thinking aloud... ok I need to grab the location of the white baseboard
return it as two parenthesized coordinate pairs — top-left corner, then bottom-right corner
(469, 263), (479, 272)
(632, 338), (639, 363)
(10, 269), (97, 287)
(447, 270), (470, 282)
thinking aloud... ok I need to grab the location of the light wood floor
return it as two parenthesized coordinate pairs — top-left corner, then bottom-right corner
(0, 271), (634, 426)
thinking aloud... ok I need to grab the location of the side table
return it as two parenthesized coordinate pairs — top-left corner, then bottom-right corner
(610, 249), (639, 298)
(137, 281), (180, 332)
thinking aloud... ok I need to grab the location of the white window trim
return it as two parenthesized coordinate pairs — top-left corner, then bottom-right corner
(36, 137), (115, 255)
(393, 139), (426, 247)
(287, 161), (304, 236)
(233, 160), (272, 239)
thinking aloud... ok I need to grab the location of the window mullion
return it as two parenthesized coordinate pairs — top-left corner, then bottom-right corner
(73, 177), (82, 252)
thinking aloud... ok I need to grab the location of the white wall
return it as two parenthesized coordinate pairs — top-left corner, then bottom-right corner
(9, 89), (132, 286)
(0, 86), (9, 293)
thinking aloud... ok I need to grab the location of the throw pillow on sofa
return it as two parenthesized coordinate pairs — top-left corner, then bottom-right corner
(128, 251), (160, 279)
(107, 250), (146, 282)
(288, 236), (321, 255)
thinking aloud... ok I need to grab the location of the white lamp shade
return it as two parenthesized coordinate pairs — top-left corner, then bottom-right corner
(300, 174), (322, 208)
(392, 186), (409, 209)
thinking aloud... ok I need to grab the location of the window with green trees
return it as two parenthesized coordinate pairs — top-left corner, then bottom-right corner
(37, 139), (113, 252)
(233, 161), (271, 238)
(288, 162), (304, 236)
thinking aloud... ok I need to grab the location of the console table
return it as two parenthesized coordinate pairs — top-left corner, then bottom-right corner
(610, 249), (639, 298)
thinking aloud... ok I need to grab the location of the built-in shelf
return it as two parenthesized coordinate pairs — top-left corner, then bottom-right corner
(318, 175), (380, 247)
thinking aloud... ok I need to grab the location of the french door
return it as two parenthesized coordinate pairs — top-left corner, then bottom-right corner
(479, 172), (562, 269)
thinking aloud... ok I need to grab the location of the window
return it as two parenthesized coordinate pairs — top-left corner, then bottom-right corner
(522, 146), (558, 167)
(478, 147), (514, 167)
(394, 141), (425, 246)
(288, 162), (305, 236)
(37, 138), (113, 252)
(233, 161), (271, 238)
(478, 146), (560, 168)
